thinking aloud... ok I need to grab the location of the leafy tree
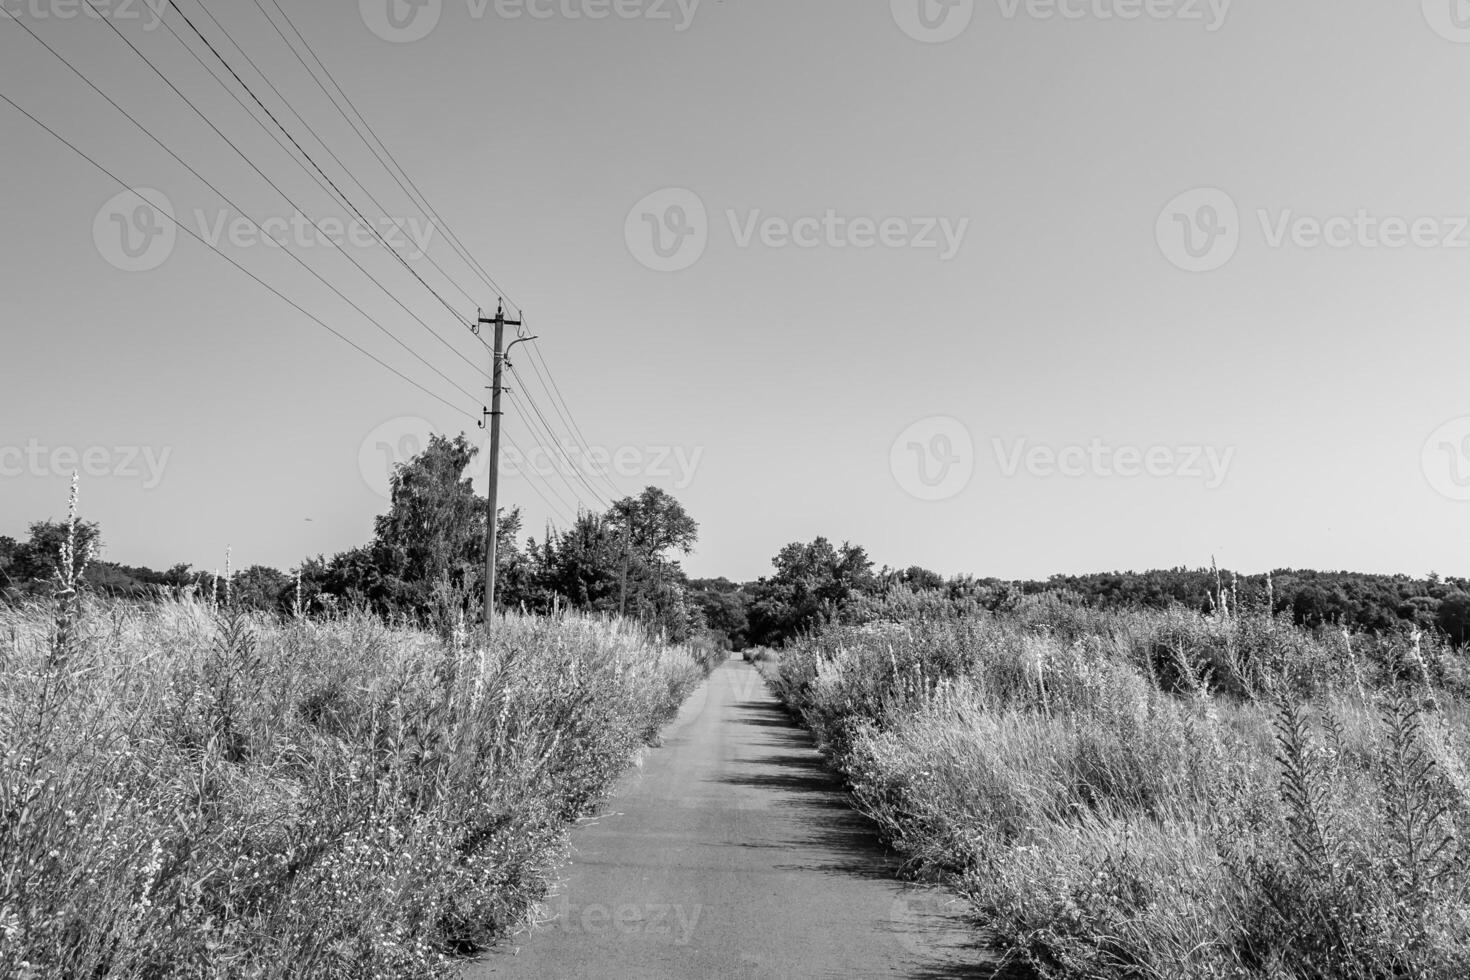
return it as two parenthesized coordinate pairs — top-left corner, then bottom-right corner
(230, 565), (292, 612)
(360, 433), (522, 623)
(0, 535), (17, 586)
(531, 512), (624, 612)
(607, 487), (699, 564)
(9, 520), (101, 587)
(689, 578), (750, 648)
(746, 537), (876, 647)
(1437, 592), (1470, 646)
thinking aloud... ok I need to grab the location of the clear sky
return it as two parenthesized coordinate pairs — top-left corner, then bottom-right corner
(2, 0), (1469, 583)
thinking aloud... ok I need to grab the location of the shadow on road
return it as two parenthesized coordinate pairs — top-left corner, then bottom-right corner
(715, 694), (1031, 980)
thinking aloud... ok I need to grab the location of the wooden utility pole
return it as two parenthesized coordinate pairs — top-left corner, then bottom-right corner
(478, 300), (524, 632)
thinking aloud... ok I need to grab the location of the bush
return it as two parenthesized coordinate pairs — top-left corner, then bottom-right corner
(772, 606), (1470, 978)
(0, 596), (710, 979)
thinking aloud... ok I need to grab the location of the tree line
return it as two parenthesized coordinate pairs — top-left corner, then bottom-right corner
(1, 435), (706, 641)
(6, 433), (1470, 648)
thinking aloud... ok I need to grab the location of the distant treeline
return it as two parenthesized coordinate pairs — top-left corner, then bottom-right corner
(2, 435), (706, 642)
(686, 553), (1470, 650)
(7, 475), (1468, 651)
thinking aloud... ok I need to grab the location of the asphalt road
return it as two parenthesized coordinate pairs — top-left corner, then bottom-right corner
(463, 657), (1000, 980)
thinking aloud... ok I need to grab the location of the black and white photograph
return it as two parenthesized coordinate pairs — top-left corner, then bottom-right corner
(3, 1), (1470, 977)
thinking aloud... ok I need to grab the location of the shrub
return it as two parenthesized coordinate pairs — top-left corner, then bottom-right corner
(0, 596), (710, 979)
(772, 605), (1470, 978)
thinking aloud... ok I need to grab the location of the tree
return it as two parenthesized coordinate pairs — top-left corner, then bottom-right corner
(0, 535), (17, 587)
(607, 487), (699, 564)
(689, 578), (750, 648)
(314, 432), (524, 623)
(532, 512), (624, 611)
(9, 520), (102, 588)
(230, 565), (292, 612)
(746, 538), (876, 647)
(1436, 592), (1470, 646)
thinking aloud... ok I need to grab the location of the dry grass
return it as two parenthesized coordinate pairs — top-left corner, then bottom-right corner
(0, 593), (711, 979)
(774, 602), (1470, 979)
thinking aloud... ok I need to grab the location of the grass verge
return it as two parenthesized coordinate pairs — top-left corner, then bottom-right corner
(772, 601), (1470, 979)
(0, 595), (717, 979)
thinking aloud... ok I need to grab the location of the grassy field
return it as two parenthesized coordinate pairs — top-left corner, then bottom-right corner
(0, 589), (718, 979)
(772, 598), (1470, 979)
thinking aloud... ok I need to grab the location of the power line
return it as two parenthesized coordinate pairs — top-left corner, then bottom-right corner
(256, 0), (521, 318)
(505, 385), (611, 515)
(9, 12), (487, 407)
(507, 368), (613, 510)
(499, 427), (577, 525)
(164, 0), (475, 332)
(0, 89), (477, 420)
(184, 0), (487, 317)
(523, 340), (628, 501)
(246, 2), (624, 508)
(135, 9), (489, 378)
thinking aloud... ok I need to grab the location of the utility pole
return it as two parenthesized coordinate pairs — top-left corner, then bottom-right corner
(477, 300), (526, 632)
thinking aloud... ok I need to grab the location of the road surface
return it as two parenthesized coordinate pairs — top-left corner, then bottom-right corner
(463, 657), (1002, 980)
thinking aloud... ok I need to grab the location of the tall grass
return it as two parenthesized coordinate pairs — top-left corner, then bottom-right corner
(0, 592), (715, 979)
(774, 599), (1470, 979)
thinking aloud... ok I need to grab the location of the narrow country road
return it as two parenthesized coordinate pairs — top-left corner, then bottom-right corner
(463, 658), (1001, 980)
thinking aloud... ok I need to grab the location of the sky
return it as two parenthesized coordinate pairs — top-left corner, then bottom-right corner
(2, 0), (1470, 584)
